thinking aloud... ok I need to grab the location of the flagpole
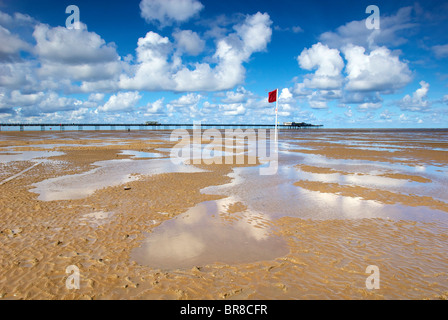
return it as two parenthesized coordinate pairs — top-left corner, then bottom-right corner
(275, 88), (278, 145)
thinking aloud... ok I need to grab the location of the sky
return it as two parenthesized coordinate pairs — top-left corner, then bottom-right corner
(0, 0), (447, 128)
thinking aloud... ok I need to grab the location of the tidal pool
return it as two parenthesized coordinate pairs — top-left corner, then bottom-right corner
(131, 198), (289, 270)
(30, 158), (205, 201)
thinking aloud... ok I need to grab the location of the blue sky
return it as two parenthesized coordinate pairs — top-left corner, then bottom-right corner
(0, 0), (447, 128)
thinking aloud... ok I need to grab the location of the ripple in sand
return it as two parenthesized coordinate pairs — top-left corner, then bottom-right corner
(79, 211), (114, 227)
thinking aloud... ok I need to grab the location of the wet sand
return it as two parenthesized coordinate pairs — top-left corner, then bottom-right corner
(0, 129), (447, 300)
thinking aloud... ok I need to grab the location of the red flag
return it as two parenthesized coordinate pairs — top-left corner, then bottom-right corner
(268, 89), (277, 103)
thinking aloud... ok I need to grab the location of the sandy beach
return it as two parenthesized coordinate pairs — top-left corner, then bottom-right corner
(0, 129), (447, 300)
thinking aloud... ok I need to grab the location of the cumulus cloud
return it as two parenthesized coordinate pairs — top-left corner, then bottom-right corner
(144, 98), (165, 115)
(33, 23), (122, 83)
(344, 107), (353, 118)
(14, 91), (84, 116)
(120, 12), (272, 92)
(169, 93), (202, 107)
(279, 88), (294, 102)
(0, 10), (35, 29)
(67, 108), (91, 122)
(88, 93), (105, 102)
(98, 91), (141, 112)
(297, 42), (344, 90)
(167, 93), (202, 117)
(343, 44), (412, 92)
(399, 80), (430, 112)
(380, 109), (394, 121)
(0, 25), (31, 61)
(341, 91), (382, 105)
(308, 100), (327, 109)
(221, 86), (251, 103)
(173, 30), (205, 56)
(120, 31), (174, 91)
(289, 6), (415, 117)
(10, 90), (44, 106)
(220, 103), (245, 116)
(277, 88), (296, 115)
(320, 6), (417, 50)
(443, 95), (448, 104)
(33, 23), (118, 65)
(0, 60), (36, 89)
(292, 82), (310, 97)
(139, 0), (204, 27)
(357, 102), (382, 112)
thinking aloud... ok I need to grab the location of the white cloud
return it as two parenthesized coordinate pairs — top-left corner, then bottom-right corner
(443, 95), (448, 104)
(319, 7), (417, 50)
(120, 12), (272, 92)
(297, 42), (344, 90)
(432, 44), (448, 59)
(33, 23), (118, 65)
(273, 25), (303, 33)
(169, 93), (202, 107)
(399, 113), (409, 122)
(119, 31), (173, 91)
(380, 109), (394, 120)
(88, 93), (105, 102)
(345, 107), (353, 118)
(30, 92), (83, 114)
(33, 23), (122, 83)
(308, 100), (327, 109)
(0, 25), (31, 61)
(10, 90), (44, 106)
(279, 88), (294, 102)
(98, 91), (141, 112)
(399, 80), (430, 111)
(343, 44), (412, 92)
(341, 91), (382, 104)
(38, 62), (122, 82)
(0, 60), (36, 89)
(220, 103), (245, 116)
(175, 11), (272, 91)
(292, 26), (304, 33)
(292, 82), (310, 96)
(278, 88), (296, 114)
(68, 107), (90, 122)
(144, 98), (165, 115)
(167, 93), (202, 117)
(221, 87), (251, 103)
(357, 102), (382, 112)
(173, 30), (205, 56)
(139, 0), (204, 27)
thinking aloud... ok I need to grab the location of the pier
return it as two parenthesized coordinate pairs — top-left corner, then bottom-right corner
(0, 123), (323, 132)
